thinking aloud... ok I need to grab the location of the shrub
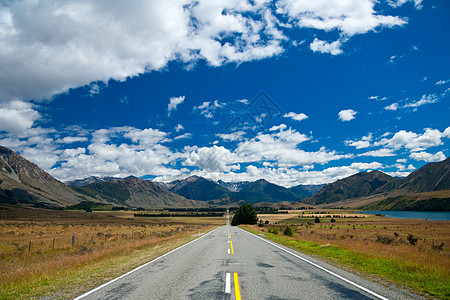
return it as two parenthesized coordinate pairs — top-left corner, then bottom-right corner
(231, 204), (258, 226)
(284, 225), (295, 237)
(268, 227), (279, 234)
(258, 220), (264, 227)
(376, 235), (395, 245)
(330, 218), (336, 223)
(265, 220), (269, 225)
(314, 216), (320, 223)
(407, 234), (418, 245)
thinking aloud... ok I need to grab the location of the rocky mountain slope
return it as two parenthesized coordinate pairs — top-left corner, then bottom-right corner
(0, 146), (94, 207)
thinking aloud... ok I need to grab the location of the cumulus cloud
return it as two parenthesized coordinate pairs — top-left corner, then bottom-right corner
(168, 96), (185, 115)
(410, 151), (446, 162)
(0, 100), (41, 134)
(276, 0), (407, 36)
(345, 133), (372, 149)
(309, 38), (343, 55)
(338, 109), (357, 121)
(283, 112), (308, 121)
(384, 103), (398, 111)
(0, 0), (410, 104)
(376, 127), (450, 151)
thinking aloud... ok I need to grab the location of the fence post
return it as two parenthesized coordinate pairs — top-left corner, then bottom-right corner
(53, 238), (55, 249)
(72, 233), (76, 248)
(132, 229), (134, 239)
(28, 240), (31, 254)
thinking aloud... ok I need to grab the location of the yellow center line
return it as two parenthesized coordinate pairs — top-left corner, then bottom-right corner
(234, 272), (241, 300)
(230, 240), (234, 255)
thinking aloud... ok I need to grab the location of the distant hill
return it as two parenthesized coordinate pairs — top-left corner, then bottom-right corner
(73, 177), (201, 209)
(0, 146), (95, 208)
(303, 158), (450, 211)
(290, 184), (325, 198)
(303, 170), (396, 205)
(169, 176), (231, 201)
(232, 179), (305, 203)
(168, 176), (307, 204)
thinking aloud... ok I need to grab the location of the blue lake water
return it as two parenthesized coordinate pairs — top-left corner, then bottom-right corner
(362, 211), (450, 221)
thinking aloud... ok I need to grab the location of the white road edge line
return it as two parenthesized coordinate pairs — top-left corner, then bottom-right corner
(227, 248), (231, 255)
(239, 228), (389, 300)
(73, 226), (222, 300)
(225, 272), (231, 293)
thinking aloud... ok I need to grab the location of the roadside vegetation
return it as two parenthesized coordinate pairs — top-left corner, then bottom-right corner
(245, 210), (450, 299)
(0, 205), (222, 299)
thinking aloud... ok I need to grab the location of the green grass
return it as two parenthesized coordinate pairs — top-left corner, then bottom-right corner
(242, 226), (450, 299)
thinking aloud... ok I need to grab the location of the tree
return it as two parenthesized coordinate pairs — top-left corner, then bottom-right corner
(314, 216), (320, 223)
(231, 204), (258, 226)
(284, 225), (294, 237)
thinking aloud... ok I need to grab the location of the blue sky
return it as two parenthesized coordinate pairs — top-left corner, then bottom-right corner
(0, 0), (449, 186)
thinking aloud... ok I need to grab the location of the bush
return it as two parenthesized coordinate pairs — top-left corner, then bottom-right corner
(314, 216), (320, 223)
(330, 218), (336, 223)
(258, 220), (264, 227)
(407, 234), (418, 245)
(376, 235), (395, 245)
(268, 227), (279, 234)
(231, 204), (258, 226)
(284, 225), (295, 237)
(265, 220), (269, 225)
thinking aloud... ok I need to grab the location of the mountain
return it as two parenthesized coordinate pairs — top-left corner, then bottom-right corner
(73, 177), (200, 209)
(302, 170), (396, 205)
(303, 159), (450, 210)
(378, 157), (450, 195)
(233, 179), (305, 203)
(290, 184), (325, 196)
(216, 180), (250, 192)
(169, 176), (308, 204)
(65, 176), (116, 187)
(169, 176), (231, 201)
(0, 146), (94, 207)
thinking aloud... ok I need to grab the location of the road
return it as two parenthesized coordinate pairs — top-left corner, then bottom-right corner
(74, 226), (420, 300)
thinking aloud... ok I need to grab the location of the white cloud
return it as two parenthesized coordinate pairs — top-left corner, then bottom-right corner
(174, 133), (192, 140)
(168, 96), (185, 115)
(338, 109), (357, 121)
(276, 0), (407, 36)
(0, 0), (410, 104)
(56, 136), (88, 144)
(345, 133), (372, 149)
(309, 38), (343, 55)
(410, 151), (446, 162)
(193, 100), (224, 118)
(283, 112), (308, 122)
(387, 0), (423, 10)
(403, 94), (438, 108)
(360, 148), (396, 157)
(174, 124), (184, 132)
(0, 100), (41, 134)
(384, 103), (398, 111)
(217, 131), (246, 142)
(436, 79), (450, 85)
(378, 128), (449, 151)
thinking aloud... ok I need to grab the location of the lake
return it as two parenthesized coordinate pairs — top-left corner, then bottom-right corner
(362, 211), (450, 221)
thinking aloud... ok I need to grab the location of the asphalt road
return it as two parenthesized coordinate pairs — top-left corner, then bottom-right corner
(74, 226), (421, 300)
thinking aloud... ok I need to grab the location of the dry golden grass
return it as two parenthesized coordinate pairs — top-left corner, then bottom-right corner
(254, 211), (450, 298)
(0, 205), (222, 299)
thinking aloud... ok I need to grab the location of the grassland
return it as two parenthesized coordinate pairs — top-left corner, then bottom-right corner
(0, 205), (224, 299)
(247, 210), (450, 299)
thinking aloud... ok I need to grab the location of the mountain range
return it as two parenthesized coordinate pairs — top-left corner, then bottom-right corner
(1, 145), (449, 210)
